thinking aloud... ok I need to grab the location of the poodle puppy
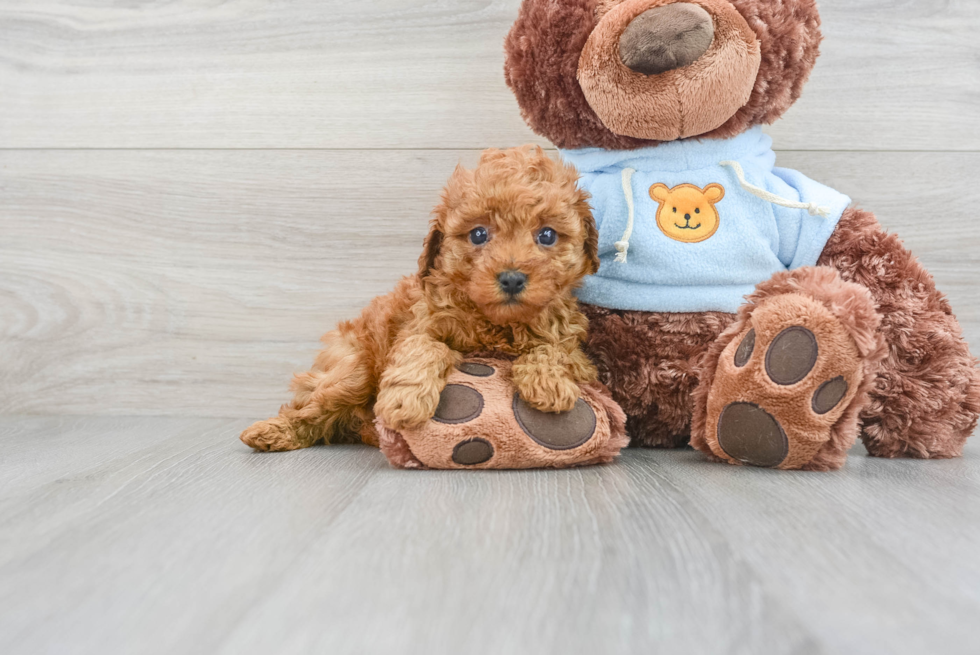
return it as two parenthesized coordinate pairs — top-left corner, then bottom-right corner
(241, 146), (601, 452)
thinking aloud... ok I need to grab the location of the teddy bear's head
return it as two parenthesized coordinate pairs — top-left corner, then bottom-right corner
(504, 0), (822, 150)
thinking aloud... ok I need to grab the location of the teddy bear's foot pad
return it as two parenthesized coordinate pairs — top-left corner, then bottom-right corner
(513, 395), (597, 450)
(705, 293), (868, 470)
(451, 438), (495, 465)
(716, 402), (789, 468)
(377, 358), (628, 470)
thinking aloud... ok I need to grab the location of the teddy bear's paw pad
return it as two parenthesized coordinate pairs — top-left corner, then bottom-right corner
(812, 377), (849, 415)
(706, 293), (865, 470)
(716, 402), (789, 468)
(433, 385), (484, 424)
(456, 362), (495, 377)
(763, 326), (819, 385)
(733, 328), (756, 367)
(452, 438), (495, 466)
(513, 394), (597, 450)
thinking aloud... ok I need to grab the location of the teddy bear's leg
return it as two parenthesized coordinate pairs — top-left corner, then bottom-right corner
(691, 267), (888, 471)
(377, 357), (629, 470)
(241, 330), (375, 451)
(581, 304), (736, 448)
(818, 208), (980, 459)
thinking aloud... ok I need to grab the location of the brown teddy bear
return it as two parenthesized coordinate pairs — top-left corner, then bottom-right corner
(504, 0), (980, 470)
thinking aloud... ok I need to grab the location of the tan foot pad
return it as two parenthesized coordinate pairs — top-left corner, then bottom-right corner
(705, 293), (867, 470)
(377, 358), (628, 470)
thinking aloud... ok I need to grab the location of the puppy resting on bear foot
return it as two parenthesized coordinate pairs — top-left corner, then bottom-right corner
(242, 146), (628, 469)
(378, 357), (627, 470)
(505, 0), (980, 470)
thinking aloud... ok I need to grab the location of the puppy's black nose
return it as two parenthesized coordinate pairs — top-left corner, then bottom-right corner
(685, 213), (691, 220)
(497, 270), (527, 296)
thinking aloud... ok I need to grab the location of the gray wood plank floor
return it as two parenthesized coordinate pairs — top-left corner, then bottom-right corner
(1, 416), (978, 655)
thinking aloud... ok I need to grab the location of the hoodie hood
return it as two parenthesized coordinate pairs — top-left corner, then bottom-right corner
(560, 127), (775, 174)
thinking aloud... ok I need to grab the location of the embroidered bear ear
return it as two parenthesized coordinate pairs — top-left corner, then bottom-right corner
(704, 184), (726, 203)
(650, 183), (670, 202)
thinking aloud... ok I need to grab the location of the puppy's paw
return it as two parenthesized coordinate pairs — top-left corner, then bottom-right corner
(513, 372), (580, 414)
(375, 383), (442, 431)
(241, 417), (303, 452)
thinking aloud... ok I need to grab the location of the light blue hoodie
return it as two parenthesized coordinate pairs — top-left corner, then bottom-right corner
(560, 127), (851, 314)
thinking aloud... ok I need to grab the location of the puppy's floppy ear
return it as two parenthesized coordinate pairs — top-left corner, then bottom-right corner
(583, 211), (601, 275)
(556, 156), (600, 276)
(420, 162), (472, 278)
(418, 220), (444, 278)
(571, 183), (600, 276)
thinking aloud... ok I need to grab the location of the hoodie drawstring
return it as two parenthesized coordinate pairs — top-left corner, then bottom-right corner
(720, 160), (831, 218)
(615, 167), (636, 263)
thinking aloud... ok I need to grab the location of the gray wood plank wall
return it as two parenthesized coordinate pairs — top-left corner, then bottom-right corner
(2, 0), (979, 417)
(2, 0), (978, 150)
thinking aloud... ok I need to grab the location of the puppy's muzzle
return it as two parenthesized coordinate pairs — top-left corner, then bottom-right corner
(497, 270), (528, 298)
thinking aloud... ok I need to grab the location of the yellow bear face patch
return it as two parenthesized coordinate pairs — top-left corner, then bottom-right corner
(650, 183), (726, 243)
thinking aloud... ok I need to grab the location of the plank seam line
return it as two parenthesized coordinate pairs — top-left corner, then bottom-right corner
(0, 148), (978, 154)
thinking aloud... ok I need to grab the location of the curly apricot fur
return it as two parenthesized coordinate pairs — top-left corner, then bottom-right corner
(241, 146), (600, 450)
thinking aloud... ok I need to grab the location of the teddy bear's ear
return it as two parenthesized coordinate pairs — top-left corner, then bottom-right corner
(704, 184), (726, 203)
(650, 183), (670, 202)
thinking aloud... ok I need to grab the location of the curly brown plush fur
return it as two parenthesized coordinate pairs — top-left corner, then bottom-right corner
(582, 305), (736, 448)
(505, 0), (822, 150)
(817, 209), (980, 459)
(241, 146), (601, 452)
(583, 208), (980, 462)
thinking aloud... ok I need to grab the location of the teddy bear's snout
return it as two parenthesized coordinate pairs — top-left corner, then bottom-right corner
(619, 3), (714, 76)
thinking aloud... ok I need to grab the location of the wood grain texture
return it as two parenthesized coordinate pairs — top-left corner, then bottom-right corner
(0, 0), (977, 150)
(0, 416), (977, 655)
(2, 149), (978, 417)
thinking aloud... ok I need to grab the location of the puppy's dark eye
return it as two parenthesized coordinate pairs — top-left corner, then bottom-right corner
(469, 227), (489, 245)
(695, 208), (701, 214)
(673, 207), (677, 213)
(536, 227), (558, 247)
